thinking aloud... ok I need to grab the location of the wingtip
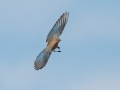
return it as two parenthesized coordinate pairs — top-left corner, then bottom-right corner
(64, 11), (69, 16)
(63, 12), (69, 20)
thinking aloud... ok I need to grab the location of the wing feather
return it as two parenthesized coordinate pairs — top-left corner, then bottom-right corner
(34, 49), (52, 70)
(46, 12), (69, 42)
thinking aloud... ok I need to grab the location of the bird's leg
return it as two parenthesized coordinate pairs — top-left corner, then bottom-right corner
(57, 46), (60, 49)
(57, 46), (61, 52)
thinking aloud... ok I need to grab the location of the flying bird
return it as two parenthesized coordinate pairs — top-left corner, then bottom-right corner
(34, 12), (69, 70)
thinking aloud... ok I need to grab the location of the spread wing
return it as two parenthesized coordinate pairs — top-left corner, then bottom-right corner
(34, 49), (52, 70)
(46, 12), (69, 42)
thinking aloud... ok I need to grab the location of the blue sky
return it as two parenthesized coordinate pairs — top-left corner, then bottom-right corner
(0, 0), (120, 90)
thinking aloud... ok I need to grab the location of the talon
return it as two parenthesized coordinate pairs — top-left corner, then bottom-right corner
(54, 50), (61, 52)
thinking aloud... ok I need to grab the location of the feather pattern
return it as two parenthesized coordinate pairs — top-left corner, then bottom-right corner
(34, 48), (52, 70)
(46, 12), (69, 42)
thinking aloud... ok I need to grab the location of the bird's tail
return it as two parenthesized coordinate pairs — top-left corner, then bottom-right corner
(34, 47), (52, 70)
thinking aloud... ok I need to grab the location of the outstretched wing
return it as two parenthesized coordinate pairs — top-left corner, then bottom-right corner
(46, 12), (69, 42)
(34, 49), (52, 70)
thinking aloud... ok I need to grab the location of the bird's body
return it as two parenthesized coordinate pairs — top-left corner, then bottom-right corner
(46, 37), (61, 51)
(34, 12), (69, 70)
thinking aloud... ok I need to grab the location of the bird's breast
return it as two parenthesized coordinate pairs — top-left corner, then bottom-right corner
(47, 37), (60, 51)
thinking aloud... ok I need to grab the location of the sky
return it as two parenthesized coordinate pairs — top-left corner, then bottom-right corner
(0, 0), (120, 90)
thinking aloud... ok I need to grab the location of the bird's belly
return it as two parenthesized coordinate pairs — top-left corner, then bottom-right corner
(47, 37), (60, 51)
(52, 42), (58, 51)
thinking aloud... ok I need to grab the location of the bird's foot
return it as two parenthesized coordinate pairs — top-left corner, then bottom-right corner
(54, 50), (61, 52)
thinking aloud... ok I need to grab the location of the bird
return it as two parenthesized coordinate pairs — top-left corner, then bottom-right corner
(34, 12), (69, 70)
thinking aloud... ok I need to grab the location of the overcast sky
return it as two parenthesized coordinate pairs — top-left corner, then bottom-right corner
(0, 0), (120, 90)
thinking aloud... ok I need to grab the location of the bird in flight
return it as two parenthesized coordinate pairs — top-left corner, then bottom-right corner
(34, 12), (69, 70)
